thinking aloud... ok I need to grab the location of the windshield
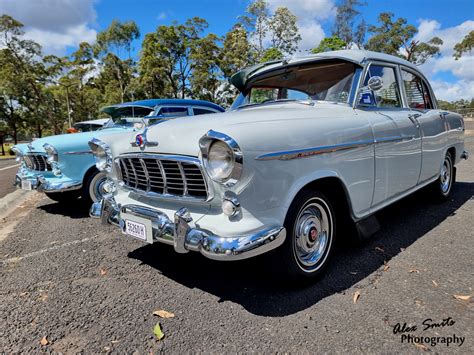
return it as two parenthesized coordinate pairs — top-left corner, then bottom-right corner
(232, 61), (357, 109)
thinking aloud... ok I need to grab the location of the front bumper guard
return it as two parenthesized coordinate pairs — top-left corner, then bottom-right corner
(90, 198), (286, 261)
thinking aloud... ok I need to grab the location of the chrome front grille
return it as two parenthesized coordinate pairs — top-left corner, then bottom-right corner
(24, 154), (52, 171)
(117, 155), (208, 200)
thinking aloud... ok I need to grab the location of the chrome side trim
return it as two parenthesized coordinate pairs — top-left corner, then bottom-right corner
(255, 136), (415, 161)
(64, 150), (93, 155)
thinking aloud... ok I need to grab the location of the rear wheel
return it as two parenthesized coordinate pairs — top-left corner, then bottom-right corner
(431, 151), (454, 201)
(273, 189), (336, 282)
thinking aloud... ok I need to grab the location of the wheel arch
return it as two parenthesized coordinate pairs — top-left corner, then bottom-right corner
(284, 173), (356, 223)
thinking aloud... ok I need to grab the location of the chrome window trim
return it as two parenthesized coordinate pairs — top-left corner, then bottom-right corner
(116, 153), (213, 202)
(399, 66), (437, 110)
(255, 135), (415, 161)
(355, 61), (407, 110)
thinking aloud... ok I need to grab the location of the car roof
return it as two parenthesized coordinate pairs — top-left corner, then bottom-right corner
(230, 50), (422, 91)
(101, 99), (225, 117)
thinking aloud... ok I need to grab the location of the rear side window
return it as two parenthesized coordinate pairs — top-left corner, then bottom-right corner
(193, 108), (216, 115)
(157, 107), (189, 117)
(401, 70), (434, 110)
(361, 65), (402, 108)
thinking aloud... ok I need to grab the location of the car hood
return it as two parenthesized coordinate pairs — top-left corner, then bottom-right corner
(14, 127), (134, 154)
(105, 102), (359, 158)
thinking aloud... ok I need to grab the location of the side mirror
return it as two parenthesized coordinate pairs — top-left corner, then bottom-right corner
(367, 76), (383, 91)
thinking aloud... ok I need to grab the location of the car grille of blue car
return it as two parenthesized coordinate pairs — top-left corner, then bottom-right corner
(24, 154), (52, 171)
(117, 156), (209, 200)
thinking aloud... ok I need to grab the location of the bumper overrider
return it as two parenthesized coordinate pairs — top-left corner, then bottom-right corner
(90, 197), (286, 261)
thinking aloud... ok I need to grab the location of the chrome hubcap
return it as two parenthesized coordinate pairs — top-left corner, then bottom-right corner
(440, 157), (451, 194)
(90, 173), (108, 202)
(293, 198), (332, 270)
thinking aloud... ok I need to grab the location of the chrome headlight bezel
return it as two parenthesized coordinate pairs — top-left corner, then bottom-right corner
(199, 130), (243, 186)
(43, 143), (58, 163)
(11, 146), (24, 162)
(88, 138), (113, 172)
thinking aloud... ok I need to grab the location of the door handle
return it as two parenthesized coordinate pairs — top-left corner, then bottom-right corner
(408, 113), (421, 128)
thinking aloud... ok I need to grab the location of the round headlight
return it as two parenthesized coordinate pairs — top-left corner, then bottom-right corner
(94, 145), (108, 171)
(11, 147), (23, 162)
(207, 141), (234, 181)
(43, 143), (58, 163)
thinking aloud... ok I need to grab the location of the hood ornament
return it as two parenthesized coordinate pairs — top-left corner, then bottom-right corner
(27, 143), (34, 152)
(131, 127), (158, 150)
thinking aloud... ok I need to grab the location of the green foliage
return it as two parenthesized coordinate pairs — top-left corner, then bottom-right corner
(241, 0), (300, 59)
(269, 7), (301, 55)
(333, 0), (366, 48)
(260, 47), (283, 62)
(453, 31), (474, 60)
(366, 13), (443, 65)
(311, 36), (347, 54)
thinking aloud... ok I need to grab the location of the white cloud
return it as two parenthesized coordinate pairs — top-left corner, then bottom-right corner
(0, 0), (97, 54)
(266, 0), (336, 52)
(414, 19), (474, 101)
(430, 79), (474, 102)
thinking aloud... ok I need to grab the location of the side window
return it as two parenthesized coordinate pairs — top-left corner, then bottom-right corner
(193, 108), (215, 115)
(361, 65), (402, 108)
(157, 107), (189, 117)
(401, 70), (434, 110)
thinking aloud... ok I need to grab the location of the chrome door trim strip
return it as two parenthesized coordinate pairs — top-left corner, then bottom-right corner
(64, 150), (93, 155)
(255, 136), (415, 161)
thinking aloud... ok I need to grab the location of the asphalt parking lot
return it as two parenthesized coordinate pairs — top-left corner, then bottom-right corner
(0, 159), (19, 199)
(0, 138), (473, 353)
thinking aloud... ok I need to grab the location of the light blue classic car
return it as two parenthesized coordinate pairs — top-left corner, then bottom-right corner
(12, 99), (225, 204)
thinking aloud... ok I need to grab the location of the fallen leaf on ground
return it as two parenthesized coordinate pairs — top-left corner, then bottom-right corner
(414, 342), (428, 351)
(383, 264), (390, 272)
(40, 336), (48, 346)
(19, 292), (29, 297)
(432, 280), (438, 287)
(409, 269), (420, 273)
(153, 322), (165, 340)
(453, 294), (472, 302)
(153, 310), (175, 318)
(100, 269), (107, 276)
(353, 290), (361, 303)
(400, 248), (405, 252)
(375, 246), (385, 253)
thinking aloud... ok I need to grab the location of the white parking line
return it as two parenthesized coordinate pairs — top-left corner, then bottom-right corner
(0, 236), (96, 265)
(0, 163), (20, 171)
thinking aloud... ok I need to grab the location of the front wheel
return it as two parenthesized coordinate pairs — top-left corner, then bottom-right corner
(273, 190), (336, 282)
(81, 170), (108, 205)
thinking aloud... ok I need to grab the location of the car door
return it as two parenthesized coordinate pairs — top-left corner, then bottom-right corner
(358, 63), (422, 207)
(400, 68), (448, 183)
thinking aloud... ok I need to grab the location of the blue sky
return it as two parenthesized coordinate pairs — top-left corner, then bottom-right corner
(1, 0), (473, 100)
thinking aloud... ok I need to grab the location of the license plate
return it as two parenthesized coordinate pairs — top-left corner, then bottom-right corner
(122, 213), (154, 244)
(21, 180), (32, 190)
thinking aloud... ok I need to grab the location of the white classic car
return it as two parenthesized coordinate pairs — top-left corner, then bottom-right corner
(89, 50), (468, 281)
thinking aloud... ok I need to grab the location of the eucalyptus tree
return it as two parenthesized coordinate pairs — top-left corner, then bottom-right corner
(454, 31), (474, 60)
(366, 13), (443, 65)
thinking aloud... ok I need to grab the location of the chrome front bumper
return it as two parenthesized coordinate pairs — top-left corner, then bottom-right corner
(90, 198), (286, 261)
(15, 170), (82, 193)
